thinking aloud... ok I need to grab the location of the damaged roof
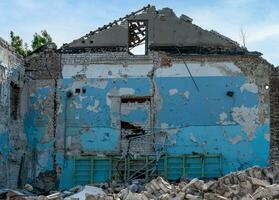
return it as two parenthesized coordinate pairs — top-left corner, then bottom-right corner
(60, 5), (260, 56)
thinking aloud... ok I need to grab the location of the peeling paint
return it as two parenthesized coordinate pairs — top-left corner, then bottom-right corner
(181, 91), (190, 99)
(169, 88), (178, 96)
(118, 88), (135, 95)
(57, 104), (63, 114)
(240, 83), (258, 94)
(160, 123), (169, 129)
(229, 135), (242, 144)
(190, 133), (197, 143)
(71, 101), (82, 109)
(87, 100), (100, 113)
(0, 16), (273, 190)
(3, 50), (270, 189)
(155, 62), (242, 77)
(264, 133), (270, 142)
(232, 106), (259, 139)
(219, 112), (228, 124)
(219, 112), (234, 125)
(79, 95), (87, 101)
(64, 79), (109, 93)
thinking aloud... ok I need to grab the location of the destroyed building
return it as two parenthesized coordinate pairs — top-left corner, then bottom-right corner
(0, 37), (27, 188)
(0, 5), (275, 191)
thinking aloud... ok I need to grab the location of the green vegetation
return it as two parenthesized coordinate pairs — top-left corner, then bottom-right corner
(10, 30), (53, 57)
(31, 30), (52, 51)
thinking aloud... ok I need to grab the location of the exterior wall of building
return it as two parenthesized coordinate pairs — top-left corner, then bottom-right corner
(23, 52), (271, 189)
(0, 5), (274, 191)
(25, 43), (61, 80)
(270, 70), (279, 163)
(0, 38), (27, 188)
(20, 44), (61, 192)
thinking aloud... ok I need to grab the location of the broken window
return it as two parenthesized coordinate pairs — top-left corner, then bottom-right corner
(120, 96), (151, 138)
(121, 121), (145, 138)
(128, 20), (148, 55)
(10, 81), (20, 120)
(120, 96), (154, 155)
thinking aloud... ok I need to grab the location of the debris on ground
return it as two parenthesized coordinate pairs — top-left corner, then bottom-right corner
(65, 185), (106, 200)
(0, 188), (36, 200)
(2, 166), (279, 200)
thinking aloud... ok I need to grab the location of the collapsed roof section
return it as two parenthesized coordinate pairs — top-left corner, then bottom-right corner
(60, 5), (260, 56)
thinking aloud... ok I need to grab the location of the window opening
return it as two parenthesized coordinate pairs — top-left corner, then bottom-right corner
(128, 20), (148, 55)
(10, 81), (20, 120)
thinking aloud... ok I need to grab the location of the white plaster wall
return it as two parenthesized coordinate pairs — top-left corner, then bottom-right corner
(62, 62), (243, 79)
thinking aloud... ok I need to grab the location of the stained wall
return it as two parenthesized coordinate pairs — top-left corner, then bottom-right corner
(23, 52), (271, 189)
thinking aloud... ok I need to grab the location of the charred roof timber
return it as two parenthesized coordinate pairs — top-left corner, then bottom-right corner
(60, 5), (259, 56)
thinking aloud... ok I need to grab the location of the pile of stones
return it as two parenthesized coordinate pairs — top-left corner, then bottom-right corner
(8, 165), (279, 200)
(86, 165), (279, 200)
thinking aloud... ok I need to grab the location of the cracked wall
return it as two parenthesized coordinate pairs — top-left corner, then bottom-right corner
(270, 69), (279, 164)
(25, 43), (61, 80)
(0, 4), (274, 191)
(15, 47), (271, 190)
(22, 44), (61, 192)
(24, 52), (268, 189)
(0, 38), (28, 188)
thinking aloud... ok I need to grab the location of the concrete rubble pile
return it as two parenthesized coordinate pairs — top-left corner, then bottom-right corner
(113, 165), (279, 200)
(2, 166), (279, 200)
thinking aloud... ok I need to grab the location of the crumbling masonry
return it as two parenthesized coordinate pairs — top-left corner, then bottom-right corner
(0, 5), (276, 191)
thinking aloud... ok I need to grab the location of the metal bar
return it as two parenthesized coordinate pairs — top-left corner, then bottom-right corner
(219, 155), (222, 176)
(63, 95), (69, 165)
(127, 158), (157, 182)
(73, 158), (76, 185)
(164, 156), (168, 179)
(90, 157), (93, 184)
(124, 157), (127, 182)
(87, 5), (150, 37)
(145, 156), (148, 180)
(201, 157), (204, 177)
(73, 154), (222, 184)
(109, 157), (112, 181)
(183, 155), (186, 177)
(175, 47), (200, 92)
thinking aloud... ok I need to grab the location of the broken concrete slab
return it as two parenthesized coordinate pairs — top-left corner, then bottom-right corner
(252, 184), (279, 199)
(65, 186), (105, 200)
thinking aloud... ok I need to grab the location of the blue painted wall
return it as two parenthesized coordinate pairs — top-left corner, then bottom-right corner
(0, 131), (10, 162)
(23, 72), (269, 189)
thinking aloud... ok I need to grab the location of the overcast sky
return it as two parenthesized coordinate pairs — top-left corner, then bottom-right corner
(0, 0), (278, 66)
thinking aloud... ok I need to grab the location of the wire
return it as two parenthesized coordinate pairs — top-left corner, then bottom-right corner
(175, 47), (200, 92)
